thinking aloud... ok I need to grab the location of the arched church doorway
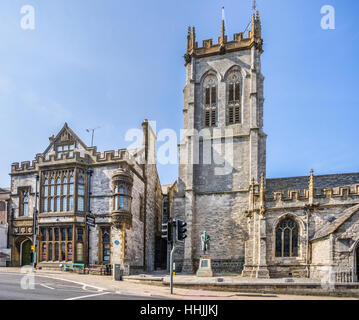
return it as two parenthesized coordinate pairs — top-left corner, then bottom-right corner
(21, 239), (32, 266)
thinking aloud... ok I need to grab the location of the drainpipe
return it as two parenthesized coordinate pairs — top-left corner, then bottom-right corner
(32, 174), (39, 269)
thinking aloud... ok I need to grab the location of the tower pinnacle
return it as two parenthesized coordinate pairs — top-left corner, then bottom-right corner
(220, 7), (226, 45)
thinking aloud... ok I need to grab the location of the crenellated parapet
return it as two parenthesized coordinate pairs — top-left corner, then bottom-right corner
(185, 10), (262, 63)
(265, 186), (359, 203)
(11, 148), (135, 174)
(251, 170), (359, 210)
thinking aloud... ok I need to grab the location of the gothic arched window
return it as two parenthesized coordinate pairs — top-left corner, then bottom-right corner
(226, 71), (241, 125)
(203, 74), (217, 127)
(20, 189), (30, 217)
(275, 218), (299, 257)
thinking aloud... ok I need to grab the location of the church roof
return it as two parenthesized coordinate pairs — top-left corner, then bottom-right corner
(266, 172), (359, 197)
(311, 203), (359, 241)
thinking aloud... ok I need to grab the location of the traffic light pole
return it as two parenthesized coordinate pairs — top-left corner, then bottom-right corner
(170, 243), (175, 295)
(170, 221), (176, 295)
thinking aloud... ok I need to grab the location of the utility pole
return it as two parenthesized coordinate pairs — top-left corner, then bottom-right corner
(86, 169), (93, 266)
(32, 174), (39, 269)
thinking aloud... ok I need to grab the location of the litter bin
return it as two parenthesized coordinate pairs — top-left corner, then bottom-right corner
(114, 264), (123, 281)
(105, 264), (112, 276)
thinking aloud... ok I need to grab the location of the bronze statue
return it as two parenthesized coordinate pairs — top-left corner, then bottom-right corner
(200, 231), (210, 255)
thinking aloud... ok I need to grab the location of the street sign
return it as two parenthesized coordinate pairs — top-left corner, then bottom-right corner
(31, 246), (35, 252)
(86, 214), (95, 227)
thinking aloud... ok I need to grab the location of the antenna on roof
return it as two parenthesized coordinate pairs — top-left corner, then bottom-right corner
(244, 0), (258, 34)
(222, 6), (226, 22)
(86, 126), (101, 147)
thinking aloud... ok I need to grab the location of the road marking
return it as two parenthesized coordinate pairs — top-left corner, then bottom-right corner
(65, 291), (111, 300)
(0, 272), (107, 292)
(82, 284), (100, 293)
(40, 283), (55, 290)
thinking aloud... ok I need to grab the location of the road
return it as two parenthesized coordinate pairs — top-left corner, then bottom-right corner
(0, 273), (164, 300)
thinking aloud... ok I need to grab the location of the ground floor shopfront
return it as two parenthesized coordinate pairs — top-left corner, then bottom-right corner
(10, 222), (112, 268)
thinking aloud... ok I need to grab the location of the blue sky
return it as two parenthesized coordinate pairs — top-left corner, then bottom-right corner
(0, 0), (358, 187)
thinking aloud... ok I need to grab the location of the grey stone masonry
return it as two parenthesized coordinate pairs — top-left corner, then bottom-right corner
(8, 121), (162, 272)
(175, 12), (359, 283)
(175, 13), (266, 275)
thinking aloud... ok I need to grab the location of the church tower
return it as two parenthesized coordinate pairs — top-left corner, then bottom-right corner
(174, 8), (268, 276)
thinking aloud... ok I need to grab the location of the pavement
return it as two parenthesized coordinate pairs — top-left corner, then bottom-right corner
(0, 267), (357, 300)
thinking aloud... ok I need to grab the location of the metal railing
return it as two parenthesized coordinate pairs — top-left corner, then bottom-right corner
(335, 269), (355, 283)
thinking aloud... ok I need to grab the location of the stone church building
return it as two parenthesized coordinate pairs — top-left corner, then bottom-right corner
(174, 11), (359, 281)
(8, 120), (163, 273)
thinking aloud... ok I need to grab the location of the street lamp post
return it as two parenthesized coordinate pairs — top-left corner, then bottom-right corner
(87, 169), (93, 266)
(32, 175), (39, 269)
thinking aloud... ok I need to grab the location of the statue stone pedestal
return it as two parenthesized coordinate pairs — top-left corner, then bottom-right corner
(196, 256), (213, 277)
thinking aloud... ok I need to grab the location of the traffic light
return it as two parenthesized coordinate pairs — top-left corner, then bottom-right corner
(176, 219), (187, 241)
(161, 220), (174, 243)
(161, 222), (168, 239)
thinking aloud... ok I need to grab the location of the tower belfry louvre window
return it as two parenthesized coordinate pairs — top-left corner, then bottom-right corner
(203, 75), (217, 127)
(227, 71), (241, 125)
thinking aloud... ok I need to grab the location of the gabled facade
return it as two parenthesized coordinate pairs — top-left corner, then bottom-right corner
(9, 120), (162, 273)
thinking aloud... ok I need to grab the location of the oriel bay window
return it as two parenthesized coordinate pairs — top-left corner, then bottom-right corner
(40, 227), (73, 262)
(114, 183), (131, 211)
(111, 167), (134, 229)
(41, 169), (86, 213)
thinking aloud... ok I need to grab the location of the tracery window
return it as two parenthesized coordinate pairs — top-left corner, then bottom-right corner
(56, 143), (75, 159)
(42, 170), (78, 213)
(226, 71), (241, 125)
(275, 218), (299, 258)
(101, 227), (111, 263)
(40, 227), (73, 262)
(19, 188), (30, 217)
(203, 74), (217, 127)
